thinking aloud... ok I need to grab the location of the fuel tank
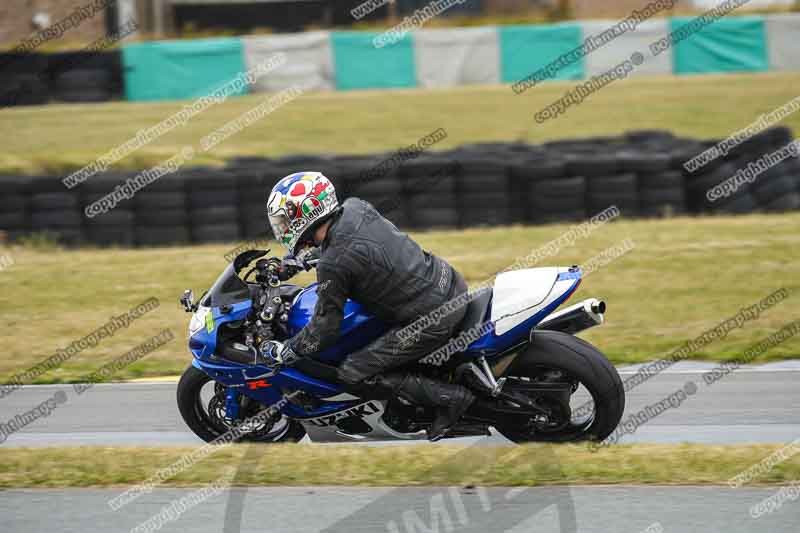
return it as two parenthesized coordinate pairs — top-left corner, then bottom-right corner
(287, 283), (389, 363)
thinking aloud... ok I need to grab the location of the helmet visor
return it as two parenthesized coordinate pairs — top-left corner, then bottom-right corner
(267, 191), (293, 247)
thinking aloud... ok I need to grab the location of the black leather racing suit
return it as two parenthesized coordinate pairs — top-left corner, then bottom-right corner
(285, 197), (468, 385)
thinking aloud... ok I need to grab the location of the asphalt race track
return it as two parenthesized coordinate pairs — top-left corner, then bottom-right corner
(3, 486), (798, 533)
(2, 362), (798, 447)
(2, 362), (799, 533)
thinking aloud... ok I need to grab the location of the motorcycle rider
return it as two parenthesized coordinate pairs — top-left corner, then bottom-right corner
(261, 171), (475, 441)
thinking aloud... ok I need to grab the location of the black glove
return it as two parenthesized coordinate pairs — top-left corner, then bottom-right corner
(258, 340), (299, 367)
(277, 257), (306, 281)
(277, 248), (319, 281)
(296, 246), (321, 267)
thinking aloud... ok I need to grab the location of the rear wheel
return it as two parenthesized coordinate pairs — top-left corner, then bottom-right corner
(494, 330), (624, 443)
(177, 365), (306, 444)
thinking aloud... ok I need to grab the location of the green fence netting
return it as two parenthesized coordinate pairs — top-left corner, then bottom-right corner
(499, 23), (585, 84)
(122, 37), (247, 101)
(671, 15), (768, 75)
(331, 31), (417, 91)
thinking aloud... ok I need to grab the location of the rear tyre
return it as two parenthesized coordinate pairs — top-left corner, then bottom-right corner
(177, 365), (306, 444)
(495, 330), (624, 443)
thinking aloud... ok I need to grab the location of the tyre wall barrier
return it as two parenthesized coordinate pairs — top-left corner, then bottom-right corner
(0, 127), (798, 247)
(0, 51), (123, 108)
(3, 13), (800, 106)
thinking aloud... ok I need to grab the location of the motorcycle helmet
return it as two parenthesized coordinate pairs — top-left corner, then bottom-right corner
(267, 171), (339, 255)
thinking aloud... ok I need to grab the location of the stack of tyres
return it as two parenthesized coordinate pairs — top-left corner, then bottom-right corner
(587, 173), (638, 216)
(679, 127), (795, 214)
(357, 163), (406, 226)
(711, 130), (773, 213)
(637, 170), (685, 217)
(0, 53), (49, 107)
(544, 138), (616, 155)
(29, 176), (83, 245)
(228, 156), (273, 168)
(567, 153), (621, 216)
(508, 155), (556, 223)
(82, 172), (136, 246)
(507, 161), (529, 224)
(670, 140), (731, 212)
(783, 159), (800, 207)
(668, 140), (704, 173)
(626, 129), (675, 142)
(2, 130), (799, 246)
(617, 150), (678, 217)
(791, 159), (800, 197)
(134, 173), (189, 246)
(340, 157), (408, 228)
(525, 157), (585, 223)
(530, 176), (587, 223)
(457, 157), (510, 227)
(234, 162), (282, 239)
(53, 69), (114, 103)
(624, 130), (677, 152)
(0, 176), (30, 241)
(566, 152), (619, 178)
(751, 160), (800, 212)
(321, 159), (358, 204)
(274, 154), (331, 173)
(186, 168), (241, 243)
(745, 127), (800, 212)
(325, 156), (374, 200)
(400, 156), (458, 229)
(456, 142), (523, 155)
(617, 150), (671, 175)
(324, 160), (356, 203)
(47, 51), (123, 103)
(685, 137), (755, 214)
(510, 157), (564, 223)
(686, 158), (757, 214)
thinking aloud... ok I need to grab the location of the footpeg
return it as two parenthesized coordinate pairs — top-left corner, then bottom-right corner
(457, 360), (505, 397)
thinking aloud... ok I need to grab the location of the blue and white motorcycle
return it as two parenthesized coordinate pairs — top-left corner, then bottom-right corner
(177, 249), (624, 444)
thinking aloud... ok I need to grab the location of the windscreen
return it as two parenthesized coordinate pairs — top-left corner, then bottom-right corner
(200, 263), (251, 308)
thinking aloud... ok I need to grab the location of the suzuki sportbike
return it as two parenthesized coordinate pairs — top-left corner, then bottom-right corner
(177, 249), (624, 444)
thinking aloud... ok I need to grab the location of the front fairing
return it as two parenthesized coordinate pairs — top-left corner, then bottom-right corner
(188, 300), (252, 358)
(200, 263), (251, 308)
(185, 251), (357, 419)
(189, 263), (253, 358)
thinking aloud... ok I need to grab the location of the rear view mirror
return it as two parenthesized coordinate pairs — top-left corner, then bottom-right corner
(180, 289), (195, 313)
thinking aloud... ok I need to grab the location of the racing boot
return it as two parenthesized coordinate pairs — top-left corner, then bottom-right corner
(366, 374), (475, 442)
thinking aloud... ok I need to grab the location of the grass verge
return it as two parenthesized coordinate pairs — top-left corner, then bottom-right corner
(0, 213), (798, 383)
(1, 73), (798, 175)
(1, 443), (797, 488)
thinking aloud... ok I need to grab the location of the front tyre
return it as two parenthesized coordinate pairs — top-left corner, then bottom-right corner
(495, 330), (624, 443)
(177, 365), (306, 444)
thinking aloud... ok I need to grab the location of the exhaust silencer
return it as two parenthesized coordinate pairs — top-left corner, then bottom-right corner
(536, 298), (606, 335)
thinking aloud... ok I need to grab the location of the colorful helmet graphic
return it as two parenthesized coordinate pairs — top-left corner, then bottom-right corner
(267, 171), (339, 254)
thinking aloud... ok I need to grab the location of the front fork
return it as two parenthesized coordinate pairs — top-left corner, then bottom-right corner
(224, 387), (241, 422)
(224, 386), (303, 429)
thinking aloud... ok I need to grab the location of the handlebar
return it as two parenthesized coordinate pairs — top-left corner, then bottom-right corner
(249, 248), (319, 286)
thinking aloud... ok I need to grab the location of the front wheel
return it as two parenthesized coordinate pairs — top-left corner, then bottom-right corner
(177, 365), (306, 444)
(494, 330), (624, 443)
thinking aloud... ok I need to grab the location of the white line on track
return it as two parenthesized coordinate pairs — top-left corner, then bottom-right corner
(9, 361), (800, 390)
